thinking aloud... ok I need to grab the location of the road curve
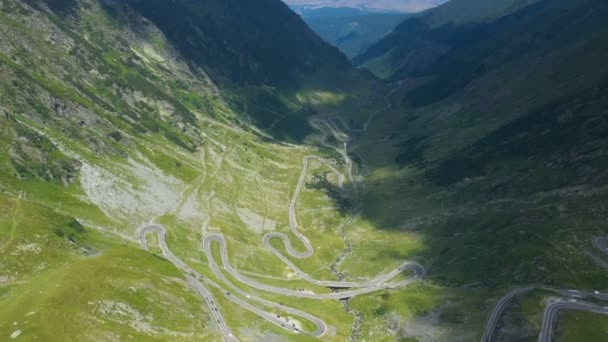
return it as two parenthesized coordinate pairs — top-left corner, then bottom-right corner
(480, 287), (535, 342)
(593, 237), (608, 256)
(262, 234), (424, 288)
(138, 225), (237, 342)
(481, 236), (608, 342)
(204, 233), (423, 299)
(257, 118), (424, 290)
(261, 155), (345, 259)
(538, 237), (608, 341)
(139, 225), (328, 338)
(538, 299), (608, 342)
(137, 92), (426, 339)
(309, 119), (357, 188)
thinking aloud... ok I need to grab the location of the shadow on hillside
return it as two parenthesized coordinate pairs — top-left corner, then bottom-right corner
(314, 76), (608, 289)
(327, 155), (608, 290)
(305, 172), (352, 216)
(109, 0), (349, 87)
(227, 90), (316, 143)
(95, 0), (357, 144)
(356, 0), (605, 265)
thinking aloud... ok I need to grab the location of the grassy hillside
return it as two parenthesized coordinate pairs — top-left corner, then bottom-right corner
(2, 0), (608, 341)
(0, 0), (377, 340)
(0, 195), (217, 341)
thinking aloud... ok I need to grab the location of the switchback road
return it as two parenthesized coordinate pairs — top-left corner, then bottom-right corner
(139, 225), (328, 339)
(481, 236), (608, 342)
(137, 94), (424, 340)
(538, 298), (608, 342)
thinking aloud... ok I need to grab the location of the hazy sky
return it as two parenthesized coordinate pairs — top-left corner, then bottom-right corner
(282, 0), (447, 13)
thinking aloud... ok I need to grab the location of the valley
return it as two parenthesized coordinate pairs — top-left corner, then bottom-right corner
(137, 112), (424, 340)
(1, 0), (608, 341)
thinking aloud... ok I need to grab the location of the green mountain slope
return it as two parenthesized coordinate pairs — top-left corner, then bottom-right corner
(353, 0), (540, 78)
(123, 0), (350, 88)
(2, 0), (608, 341)
(0, 0), (374, 340)
(338, 0), (608, 339)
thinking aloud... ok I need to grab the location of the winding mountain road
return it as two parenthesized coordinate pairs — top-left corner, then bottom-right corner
(139, 225), (327, 339)
(538, 298), (608, 342)
(138, 225), (237, 342)
(480, 287), (535, 342)
(481, 236), (608, 342)
(137, 95), (425, 341)
(309, 119), (356, 189)
(204, 233), (423, 299)
(137, 76), (607, 341)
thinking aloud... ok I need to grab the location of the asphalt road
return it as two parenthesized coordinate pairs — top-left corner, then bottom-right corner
(268, 154), (345, 259)
(136, 88), (427, 340)
(205, 233), (424, 299)
(139, 225), (327, 338)
(256, 119), (424, 292)
(138, 138), (422, 338)
(264, 118), (366, 264)
(138, 225), (237, 342)
(309, 119), (356, 188)
(481, 236), (608, 342)
(262, 231), (424, 289)
(538, 298), (608, 342)
(593, 237), (608, 256)
(480, 287), (535, 342)
(141, 224), (418, 338)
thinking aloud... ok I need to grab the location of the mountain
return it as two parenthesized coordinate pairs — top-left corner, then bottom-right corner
(124, 0), (350, 88)
(0, 0), (372, 340)
(302, 10), (411, 58)
(354, 0), (541, 78)
(285, 0), (447, 13)
(292, 6), (375, 18)
(342, 1), (608, 339)
(2, 0), (608, 341)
